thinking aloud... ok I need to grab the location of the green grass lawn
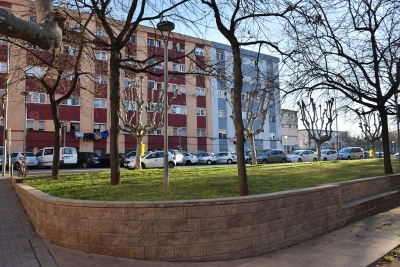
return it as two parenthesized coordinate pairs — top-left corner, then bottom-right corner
(24, 158), (400, 201)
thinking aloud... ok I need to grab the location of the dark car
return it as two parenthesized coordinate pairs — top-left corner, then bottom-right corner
(257, 149), (287, 164)
(77, 152), (100, 168)
(99, 153), (126, 167)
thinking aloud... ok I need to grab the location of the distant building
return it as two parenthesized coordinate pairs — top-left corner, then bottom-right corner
(298, 129), (348, 150)
(281, 109), (299, 153)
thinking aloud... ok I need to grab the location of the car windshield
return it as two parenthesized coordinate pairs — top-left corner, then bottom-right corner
(321, 150), (328, 155)
(340, 148), (351, 153)
(89, 153), (99, 157)
(291, 151), (302, 155)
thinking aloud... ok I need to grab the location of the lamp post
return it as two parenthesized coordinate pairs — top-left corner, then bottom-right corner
(392, 141), (395, 154)
(157, 20), (175, 188)
(63, 121), (67, 147)
(20, 91), (30, 163)
(178, 127), (182, 153)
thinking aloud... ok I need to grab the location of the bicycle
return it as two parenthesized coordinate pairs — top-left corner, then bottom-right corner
(17, 158), (28, 177)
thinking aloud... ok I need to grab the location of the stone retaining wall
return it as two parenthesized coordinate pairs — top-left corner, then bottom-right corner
(13, 174), (400, 262)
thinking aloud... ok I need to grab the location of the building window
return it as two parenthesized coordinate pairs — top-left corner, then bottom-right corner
(217, 90), (226, 98)
(156, 83), (162, 90)
(156, 40), (162, 47)
(196, 87), (206, 96)
(179, 85), (186, 94)
(179, 43), (185, 52)
(195, 67), (204, 75)
(195, 47), (204, 56)
(27, 92), (46, 104)
(147, 38), (154, 46)
(148, 128), (162, 135)
(38, 120), (45, 131)
(270, 132), (275, 139)
(197, 129), (206, 137)
(62, 45), (78, 56)
(70, 122), (80, 132)
(65, 20), (81, 32)
(26, 65), (46, 77)
(218, 110), (226, 118)
(269, 115), (275, 122)
(26, 119), (34, 130)
(172, 64), (177, 71)
(129, 35), (136, 43)
(124, 55), (137, 66)
(62, 97), (80, 106)
(61, 72), (75, 80)
(172, 42), (178, 50)
(172, 105), (187, 115)
(196, 108), (206, 116)
(123, 101), (136, 111)
(124, 78), (136, 87)
(147, 81), (155, 89)
(216, 51), (224, 60)
(96, 27), (107, 37)
(173, 127), (187, 136)
(94, 75), (108, 85)
(0, 62), (7, 73)
(147, 103), (161, 112)
(179, 65), (185, 72)
(95, 51), (108, 61)
(94, 98), (107, 108)
(219, 130), (227, 139)
(94, 123), (106, 133)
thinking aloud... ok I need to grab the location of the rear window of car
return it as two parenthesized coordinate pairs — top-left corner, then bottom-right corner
(25, 152), (35, 157)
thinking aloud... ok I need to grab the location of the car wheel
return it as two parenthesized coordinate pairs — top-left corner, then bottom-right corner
(297, 158), (302, 162)
(168, 162), (175, 168)
(186, 160), (192, 165)
(14, 162), (20, 170)
(141, 162), (146, 169)
(206, 160), (212, 165)
(82, 162), (88, 168)
(347, 156), (351, 160)
(360, 156), (363, 159)
(227, 159), (233, 164)
(313, 158), (317, 162)
(263, 159), (268, 164)
(323, 157), (327, 161)
(281, 158), (287, 163)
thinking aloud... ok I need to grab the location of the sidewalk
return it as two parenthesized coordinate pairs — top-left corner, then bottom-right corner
(2, 175), (400, 267)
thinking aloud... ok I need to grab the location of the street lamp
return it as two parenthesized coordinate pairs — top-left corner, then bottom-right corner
(178, 127), (182, 153)
(63, 121), (67, 147)
(392, 141), (395, 153)
(20, 91), (30, 163)
(157, 20), (175, 188)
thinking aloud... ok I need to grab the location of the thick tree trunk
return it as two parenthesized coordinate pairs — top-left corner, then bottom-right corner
(249, 134), (257, 165)
(50, 99), (60, 180)
(378, 107), (393, 174)
(232, 45), (248, 196)
(135, 136), (143, 170)
(109, 50), (121, 185)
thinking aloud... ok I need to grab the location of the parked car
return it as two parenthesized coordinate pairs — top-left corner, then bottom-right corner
(123, 151), (137, 167)
(10, 152), (38, 170)
(394, 152), (399, 159)
(244, 150), (251, 163)
(127, 150), (176, 169)
(182, 153), (198, 165)
(287, 150), (317, 163)
(99, 153), (126, 167)
(169, 150), (184, 165)
(339, 147), (364, 160)
(257, 149), (287, 164)
(77, 152), (100, 168)
(321, 150), (338, 161)
(248, 149), (272, 163)
(196, 152), (217, 165)
(35, 147), (78, 168)
(215, 152), (237, 164)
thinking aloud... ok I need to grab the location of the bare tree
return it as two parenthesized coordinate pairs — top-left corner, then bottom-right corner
(284, 0), (400, 173)
(298, 97), (335, 160)
(358, 112), (382, 158)
(119, 75), (176, 169)
(0, 0), (64, 50)
(200, 0), (299, 195)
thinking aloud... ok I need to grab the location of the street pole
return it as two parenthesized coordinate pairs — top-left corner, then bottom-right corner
(20, 91), (30, 164)
(2, 42), (9, 176)
(63, 121), (67, 147)
(157, 20), (175, 188)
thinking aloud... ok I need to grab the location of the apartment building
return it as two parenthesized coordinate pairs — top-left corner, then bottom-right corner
(0, 0), (281, 156)
(209, 42), (282, 153)
(281, 109), (299, 153)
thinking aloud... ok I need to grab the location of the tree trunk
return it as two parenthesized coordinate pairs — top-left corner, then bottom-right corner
(316, 142), (322, 161)
(248, 134), (257, 165)
(50, 100), (60, 180)
(232, 45), (248, 196)
(135, 136), (143, 170)
(109, 49), (121, 185)
(378, 107), (393, 174)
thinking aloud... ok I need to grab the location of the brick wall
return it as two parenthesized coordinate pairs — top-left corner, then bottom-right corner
(13, 174), (400, 262)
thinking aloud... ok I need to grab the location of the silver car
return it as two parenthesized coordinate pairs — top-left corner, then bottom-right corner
(214, 152), (237, 164)
(182, 153), (198, 165)
(10, 152), (38, 170)
(339, 147), (364, 160)
(321, 150), (338, 161)
(127, 151), (176, 169)
(196, 152), (217, 165)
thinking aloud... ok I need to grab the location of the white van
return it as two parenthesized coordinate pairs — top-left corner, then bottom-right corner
(35, 147), (78, 168)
